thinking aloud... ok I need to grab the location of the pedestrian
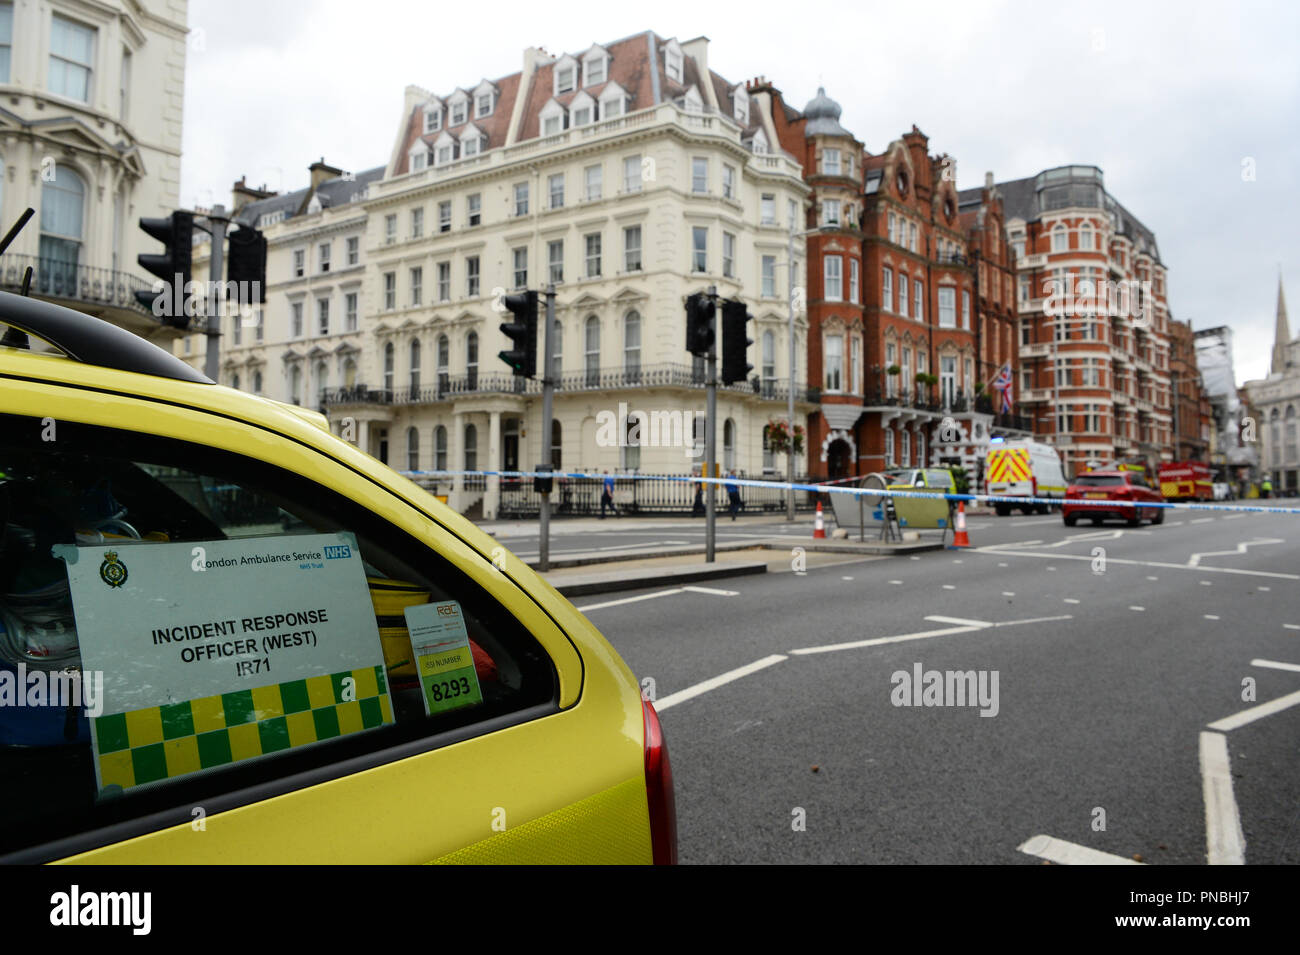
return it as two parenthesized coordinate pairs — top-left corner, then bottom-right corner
(725, 470), (742, 521)
(600, 470), (616, 518)
(1261, 476), (1272, 499)
(692, 478), (705, 517)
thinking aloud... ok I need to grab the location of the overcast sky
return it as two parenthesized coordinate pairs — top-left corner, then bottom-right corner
(180, 0), (1299, 385)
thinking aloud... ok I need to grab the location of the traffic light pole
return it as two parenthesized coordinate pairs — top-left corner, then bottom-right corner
(204, 205), (227, 383)
(706, 285), (718, 563)
(539, 285), (555, 572)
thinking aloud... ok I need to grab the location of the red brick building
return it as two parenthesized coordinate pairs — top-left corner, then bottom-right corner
(1168, 317), (1212, 461)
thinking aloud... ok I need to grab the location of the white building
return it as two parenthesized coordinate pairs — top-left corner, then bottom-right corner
(183, 32), (813, 519)
(1245, 279), (1299, 493)
(0, 0), (188, 341)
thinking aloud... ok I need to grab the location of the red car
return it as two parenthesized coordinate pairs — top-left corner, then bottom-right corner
(1063, 470), (1165, 527)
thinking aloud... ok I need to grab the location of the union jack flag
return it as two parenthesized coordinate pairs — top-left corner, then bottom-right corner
(991, 363), (1013, 414)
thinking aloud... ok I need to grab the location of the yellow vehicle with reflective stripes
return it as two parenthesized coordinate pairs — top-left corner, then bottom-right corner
(985, 439), (1067, 515)
(0, 291), (675, 864)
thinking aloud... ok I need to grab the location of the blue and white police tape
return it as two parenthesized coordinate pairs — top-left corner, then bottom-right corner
(395, 469), (1299, 515)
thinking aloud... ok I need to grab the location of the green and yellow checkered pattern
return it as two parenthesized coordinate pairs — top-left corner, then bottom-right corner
(92, 666), (393, 793)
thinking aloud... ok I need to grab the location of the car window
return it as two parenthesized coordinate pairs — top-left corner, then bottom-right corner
(0, 413), (556, 858)
(924, 470), (952, 488)
(1074, 474), (1123, 487)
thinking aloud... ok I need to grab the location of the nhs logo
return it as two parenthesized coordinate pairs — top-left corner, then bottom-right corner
(323, 545), (352, 560)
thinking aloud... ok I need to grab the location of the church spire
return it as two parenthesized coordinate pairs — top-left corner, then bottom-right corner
(1272, 275), (1290, 375)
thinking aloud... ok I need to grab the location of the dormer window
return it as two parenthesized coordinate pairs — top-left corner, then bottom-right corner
(410, 149), (428, 172)
(665, 44), (683, 83)
(584, 55), (606, 87)
(476, 93), (493, 118)
(751, 128), (769, 154)
(540, 98), (567, 136)
(555, 56), (578, 95)
(733, 85), (749, 124)
(570, 90), (596, 127)
(462, 136), (482, 157)
(433, 131), (456, 165)
(598, 82), (627, 121)
(683, 85), (703, 113)
(449, 95), (467, 125)
(423, 106), (442, 133)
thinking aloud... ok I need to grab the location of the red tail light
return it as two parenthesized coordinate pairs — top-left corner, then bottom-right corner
(642, 697), (678, 865)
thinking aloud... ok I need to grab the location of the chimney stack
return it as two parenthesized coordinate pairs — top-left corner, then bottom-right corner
(309, 157), (344, 191)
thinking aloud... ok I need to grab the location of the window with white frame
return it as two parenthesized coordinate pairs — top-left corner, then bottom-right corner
(599, 84), (626, 118)
(549, 173), (565, 208)
(845, 153), (854, 179)
(345, 292), (358, 331)
(438, 201), (451, 232)
(624, 310), (641, 375)
(909, 222), (917, 252)
(383, 273), (396, 310)
(914, 280), (923, 322)
(851, 336), (861, 394)
(450, 98), (466, 125)
(346, 236), (359, 266)
(899, 274), (909, 317)
(548, 240), (563, 284)
(902, 347), (912, 395)
(410, 151), (427, 172)
(623, 155), (641, 193)
(825, 334), (843, 392)
(722, 164), (736, 200)
(317, 298), (330, 335)
(466, 256), (480, 297)
(882, 267), (893, 310)
(761, 194), (776, 225)
(463, 133), (483, 156)
(49, 15), (95, 102)
(885, 428), (895, 464)
(762, 330), (776, 390)
(584, 316), (601, 384)
(734, 86), (748, 124)
(514, 182), (529, 217)
(1019, 275), (1030, 304)
(624, 225), (642, 271)
(437, 262), (450, 301)
(823, 198), (841, 226)
(722, 232), (735, 278)
(938, 287), (956, 327)
(291, 301), (304, 337)
(512, 248), (527, 289)
(542, 111), (563, 136)
(293, 249), (305, 277)
(888, 212), (896, 244)
(476, 92), (493, 118)
(961, 289), (971, 329)
(849, 258), (859, 304)
(886, 342), (897, 396)
(1052, 225), (1067, 252)
(584, 164), (602, 200)
(666, 47), (682, 82)
(556, 63), (576, 94)
(692, 157), (708, 194)
(385, 214), (397, 244)
(823, 148), (841, 176)
(761, 256), (776, 297)
(410, 267), (422, 306)
(824, 256), (843, 301)
(467, 193), (481, 226)
(584, 53), (606, 87)
(424, 106), (441, 133)
(901, 430), (911, 465)
(692, 227), (707, 272)
(572, 101), (593, 127)
(585, 233), (601, 277)
(411, 207), (423, 238)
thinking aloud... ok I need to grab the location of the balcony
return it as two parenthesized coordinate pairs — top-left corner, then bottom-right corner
(1, 254), (155, 319)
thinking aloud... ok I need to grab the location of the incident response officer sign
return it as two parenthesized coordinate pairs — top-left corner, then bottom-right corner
(54, 533), (393, 797)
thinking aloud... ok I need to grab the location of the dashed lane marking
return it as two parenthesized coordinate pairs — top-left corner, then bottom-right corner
(1251, 659), (1300, 673)
(1018, 835), (1142, 865)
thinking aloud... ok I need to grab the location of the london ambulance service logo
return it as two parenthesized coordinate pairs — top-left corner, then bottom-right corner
(99, 550), (128, 588)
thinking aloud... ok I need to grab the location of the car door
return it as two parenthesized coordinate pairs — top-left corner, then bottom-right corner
(0, 382), (652, 864)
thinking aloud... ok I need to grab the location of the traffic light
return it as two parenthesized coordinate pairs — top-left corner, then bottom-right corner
(685, 291), (715, 357)
(135, 211), (194, 325)
(720, 298), (753, 385)
(499, 290), (538, 377)
(227, 226), (267, 304)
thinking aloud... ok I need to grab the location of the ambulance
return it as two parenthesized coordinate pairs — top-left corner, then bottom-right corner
(984, 439), (1068, 515)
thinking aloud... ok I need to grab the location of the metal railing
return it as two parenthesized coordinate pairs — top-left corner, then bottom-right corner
(1, 254), (155, 315)
(323, 363), (816, 407)
(487, 473), (820, 519)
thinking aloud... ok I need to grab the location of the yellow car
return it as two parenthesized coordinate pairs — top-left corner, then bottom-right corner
(0, 290), (675, 864)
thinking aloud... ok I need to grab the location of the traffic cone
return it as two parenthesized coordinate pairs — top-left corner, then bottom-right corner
(950, 501), (971, 548)
(813, 501), (826, 539)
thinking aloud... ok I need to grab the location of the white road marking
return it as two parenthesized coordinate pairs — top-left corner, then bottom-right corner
(952, 559), (964, 564)
(576, 589), (683, 611)
(1130, 606), (1146, 612)
(973, 547), (1300, 581)
(1146, 576), (1159, 581)
(889, 580), (903, 585)
(926, 615), (993, 627)
(594, 539), (690, 551)
(1251, 659), (1300, 673)
(1187, 538), (1283, 568)
(1064, 598), (1080, 604)
(1204, 615), (1220, 620)
(1166, 521), (1185, 526)
(1224, 514), (1246, 520)
(1285, 624), (1300, 631)
(1002, 591), (1016, 596)
(790, 624), (983, 656)
(993, 614), (1074, 627)
(654, 654), (788, 711)
(1200, 581), (1212, 586)
(1046, 566), (1057, 572)
(681, 585), (740, 596)
(1259, 586), (1271, 592)
(942, 584), (956, 590)
(998, 562), (1009, 567)
(909, 556), (921, 561)
(841, 576), (854, 580)
(1208, 688), (1300, 732)
(1199, 731), (1246, 865)
(1017, 834), (1142, 865)
(1191, 518), (1215, 525)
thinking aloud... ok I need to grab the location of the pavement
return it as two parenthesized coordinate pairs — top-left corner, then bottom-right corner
(570, 501), (1300, 864)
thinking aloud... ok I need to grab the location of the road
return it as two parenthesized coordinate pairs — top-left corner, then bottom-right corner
(560, 505), (1300, 864)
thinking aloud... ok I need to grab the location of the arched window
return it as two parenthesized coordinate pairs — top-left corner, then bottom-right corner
(289, 365), (302, 405)
(407, 427), (420, 471)
(409, 338), (421, 392)
(40, 165), (86, 293)
(723, 418), (736, 471)
(434, 425), (447, 470)
(231, 373), (241, 391)
(624, 310), (641, 380)
(466, 331), (479, 389)
(437, 334), (450, 392)
(464, 423), (478, 471)
(383, 342), (394, 393)
(550, 419), (562, 470)
(343, 357), (357, 389)
(253, 370), (263, 394)
(1052, 224), (1067, 253)
(584, 315), (600, 386)
(1081, 222), (1094, 251)
(315, 360), (329, 405)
